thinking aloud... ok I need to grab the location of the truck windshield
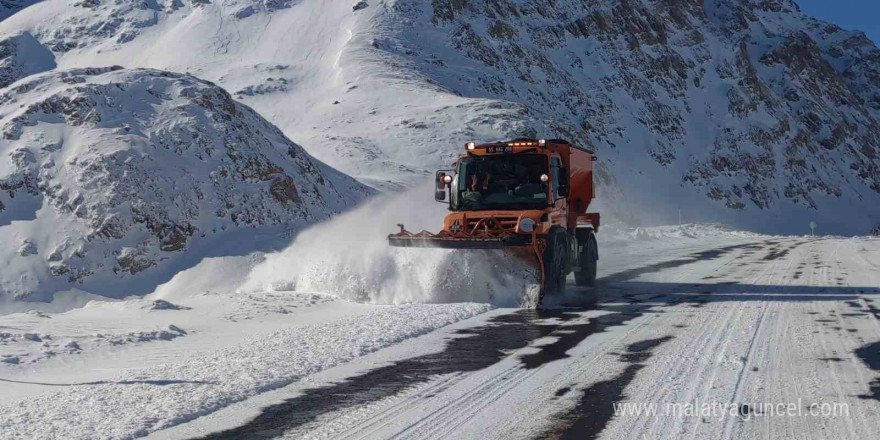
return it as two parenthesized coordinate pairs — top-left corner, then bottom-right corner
(456, 154), (549, 210)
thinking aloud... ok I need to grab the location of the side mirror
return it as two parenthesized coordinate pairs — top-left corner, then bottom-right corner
(435, 170), (453, 203)
(557, 167), (570, 197)
(436, 172), (448, 190)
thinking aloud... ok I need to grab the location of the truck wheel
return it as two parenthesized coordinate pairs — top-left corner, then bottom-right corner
(542, 229), (568, 298)
(575, 234), (597, 287)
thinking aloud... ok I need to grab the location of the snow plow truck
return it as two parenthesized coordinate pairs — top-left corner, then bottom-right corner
(388, 138), (600, 303)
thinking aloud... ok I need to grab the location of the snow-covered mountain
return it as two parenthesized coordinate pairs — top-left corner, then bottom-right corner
(0, 1), (39, 22)
(388, 0), (880, 233)
(0, 0), (878, 235)
(0, 31), (54, 88)
(0, 66), (370, 303)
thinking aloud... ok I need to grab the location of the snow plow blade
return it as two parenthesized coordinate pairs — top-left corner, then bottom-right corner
(387, 223), (547, 302)
(387, 224), (534, 249)
(387, 235), (532, 249)
(388, 236), (502, 249)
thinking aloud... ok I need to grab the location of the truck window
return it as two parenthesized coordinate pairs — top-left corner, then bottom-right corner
(551, 157), (560, 200)
(456, 154), (549, 211)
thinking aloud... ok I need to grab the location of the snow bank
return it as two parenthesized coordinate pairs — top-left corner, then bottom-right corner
(598, 222), (766, 244)
(240, 181), (542, 307)
(0, 303), (491, 440)
(148, 254), (264, 304)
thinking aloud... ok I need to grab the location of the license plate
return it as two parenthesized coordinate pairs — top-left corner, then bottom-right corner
(486, 146), (513, 153)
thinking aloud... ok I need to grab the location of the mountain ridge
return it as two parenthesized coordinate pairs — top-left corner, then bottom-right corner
(0, 0), (877, 235)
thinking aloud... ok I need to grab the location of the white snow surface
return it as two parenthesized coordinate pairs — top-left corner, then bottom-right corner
(0, 2), (877, 438)
(1, 0), (878, 234)
(0, 301), (491, 440)
(0, 219), (768, 440)
(240, 180), (543, 307)
(4, 222), (874, 440)
(0, 66), (371, 306)
(144, 234), (880, 440)
(0, 0), (877, 308)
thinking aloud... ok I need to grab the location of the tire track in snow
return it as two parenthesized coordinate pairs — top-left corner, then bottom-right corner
(639, 240), (785, 439)
(722, 242), (805, 438)
(335, 373), (468, 440)
(804, 239), (859, 440)
(683, 239), (800, 440)
(385, 302), (672, 440)
(720, 238), (803, 440)
(816, 241), (879, 438)
(318, 242), (765, 440)
(529, 240), (763, 440)
(595, 245), (762, 440)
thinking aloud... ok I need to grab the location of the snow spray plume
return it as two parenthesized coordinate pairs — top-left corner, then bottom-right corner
(239, 181), (540, 306)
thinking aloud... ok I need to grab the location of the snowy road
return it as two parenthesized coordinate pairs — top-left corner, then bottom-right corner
(143, 235), (880, 440)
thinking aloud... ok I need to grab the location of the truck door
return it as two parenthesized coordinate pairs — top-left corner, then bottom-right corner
(550, 156), (568, 228)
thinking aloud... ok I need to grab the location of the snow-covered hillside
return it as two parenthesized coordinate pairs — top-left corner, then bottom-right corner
(0, 0), (497, 191)
(0, 1), (39, 22)
(0, 31), (54, 88)
(378, 0), (880, 233)
(0, 66), (370, 305)
(0, 0), (877, 233)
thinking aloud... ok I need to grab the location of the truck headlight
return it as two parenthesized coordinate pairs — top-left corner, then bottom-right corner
(519, 218), (536, 232)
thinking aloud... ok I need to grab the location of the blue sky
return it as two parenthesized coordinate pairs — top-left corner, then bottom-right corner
(795, 0), (879, 45)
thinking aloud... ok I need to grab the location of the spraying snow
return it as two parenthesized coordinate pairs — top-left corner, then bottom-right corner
(240, 181), (541, 307)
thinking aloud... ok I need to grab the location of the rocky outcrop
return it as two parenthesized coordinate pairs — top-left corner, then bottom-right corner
(378, 0), (880, 231)
(0, 31), (55, 88)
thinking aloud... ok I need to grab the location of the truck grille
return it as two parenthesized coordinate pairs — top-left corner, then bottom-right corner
(466, 216), (519, 232)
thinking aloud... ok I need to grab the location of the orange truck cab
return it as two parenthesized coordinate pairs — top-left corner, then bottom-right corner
(388, 138), (600, 301)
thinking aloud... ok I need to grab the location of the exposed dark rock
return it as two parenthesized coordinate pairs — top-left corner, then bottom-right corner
(385, 0), (880, 218)
(270, 176), (301, 205)
(0, 32), (56, 89)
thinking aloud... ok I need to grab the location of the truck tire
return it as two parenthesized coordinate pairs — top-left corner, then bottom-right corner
(575, 233), (597, 287)
(542, 228), (568, 298)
